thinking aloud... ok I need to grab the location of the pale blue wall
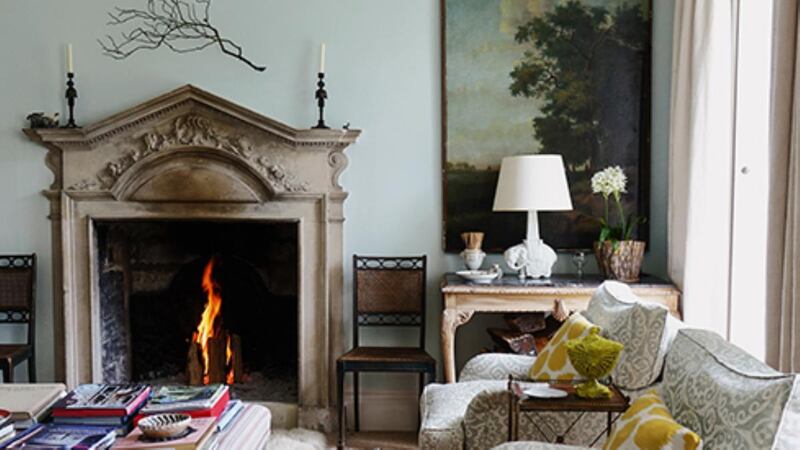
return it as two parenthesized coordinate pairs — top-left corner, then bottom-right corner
(0, 0), (672, 384)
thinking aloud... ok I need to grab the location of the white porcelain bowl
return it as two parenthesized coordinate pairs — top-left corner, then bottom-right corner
(138, 413), (192, 439)
(456, 270), (501, 284)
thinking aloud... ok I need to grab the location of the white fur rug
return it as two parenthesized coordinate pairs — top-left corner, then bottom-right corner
(265, 428), (328, 450)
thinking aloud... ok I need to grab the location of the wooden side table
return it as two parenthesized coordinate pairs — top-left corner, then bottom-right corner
(440, 274), (681, 383)
(507, 378), (629, 445)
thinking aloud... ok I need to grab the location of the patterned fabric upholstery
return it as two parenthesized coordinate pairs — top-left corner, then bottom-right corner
(460, 353), (537, 382)
(774, 377), (800, 449)
(583, 281), (683, 390)
(419, 380), (507, 450)
(492, 443), (590, 450)
(662, 329), (796, 449)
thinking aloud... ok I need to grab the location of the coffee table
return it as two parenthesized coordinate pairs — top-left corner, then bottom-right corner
(507, 377), (629, 446)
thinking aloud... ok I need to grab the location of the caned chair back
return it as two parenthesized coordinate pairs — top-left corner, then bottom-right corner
(0, 255), (36, 345)
(353, 255), (426, 348)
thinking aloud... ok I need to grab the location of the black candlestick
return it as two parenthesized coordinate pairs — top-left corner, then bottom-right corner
(313, 72), (329, 129)
(63, 72), (78, 128)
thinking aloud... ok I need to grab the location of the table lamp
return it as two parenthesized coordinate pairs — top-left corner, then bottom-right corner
(493, 154), (573, 278)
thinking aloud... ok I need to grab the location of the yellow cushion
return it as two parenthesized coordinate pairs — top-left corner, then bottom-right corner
(603, 389), (702, 450)
(528, 313), (599, 381)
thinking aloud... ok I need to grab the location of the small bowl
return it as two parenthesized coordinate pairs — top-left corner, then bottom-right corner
(138, 413), (192, 439)
(456, 269), (501, 284)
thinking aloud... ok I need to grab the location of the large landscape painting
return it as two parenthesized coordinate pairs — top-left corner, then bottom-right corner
(443, 0), (650, 252)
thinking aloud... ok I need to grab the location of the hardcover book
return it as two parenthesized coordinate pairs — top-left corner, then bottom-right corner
(2, 423), (117, 449)
(0, 383), (67, 427)
(53, 384), (151, 417)
(139, 385), (228, 415)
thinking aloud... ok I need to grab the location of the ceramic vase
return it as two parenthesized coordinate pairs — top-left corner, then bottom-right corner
(593, 240), (646, 282)
(460, 249), (486, 270)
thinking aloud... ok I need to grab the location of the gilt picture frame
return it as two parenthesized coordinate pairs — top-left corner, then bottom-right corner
(441, 0), (652, 252)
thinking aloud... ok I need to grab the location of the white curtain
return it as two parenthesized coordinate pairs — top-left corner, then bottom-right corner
(668, 0), (736, 337)
(767, 0), (800, 372)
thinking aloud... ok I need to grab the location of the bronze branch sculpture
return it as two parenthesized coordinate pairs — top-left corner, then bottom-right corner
(99, 0), (266, 72)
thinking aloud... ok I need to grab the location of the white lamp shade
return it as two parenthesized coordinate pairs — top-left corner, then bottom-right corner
(493, 154), (573, 211)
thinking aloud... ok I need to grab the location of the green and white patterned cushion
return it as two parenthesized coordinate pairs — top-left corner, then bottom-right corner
(583, 281), (682, 390)
(662, 329), (796, 449)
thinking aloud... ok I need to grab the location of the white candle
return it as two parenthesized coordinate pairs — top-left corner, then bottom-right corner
(319, 43), (326, 74)
(67, 44), (74, 73)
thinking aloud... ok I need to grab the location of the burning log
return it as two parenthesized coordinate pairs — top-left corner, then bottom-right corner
(187, 341), (203, 385)
(186, 257), (243, 386)
(207, 333), (228, 384)
(230, 334), (244, 384)
(187, 331), (243, 385)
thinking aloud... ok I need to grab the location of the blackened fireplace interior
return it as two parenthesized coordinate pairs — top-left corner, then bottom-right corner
(95, 220), (298, 402)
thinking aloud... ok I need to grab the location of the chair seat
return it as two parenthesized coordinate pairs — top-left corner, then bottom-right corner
(0, 344), (32, 365)
(339, 346), (435, 366)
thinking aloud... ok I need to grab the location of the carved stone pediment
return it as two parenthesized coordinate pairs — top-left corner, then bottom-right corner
(24, 84), (360, 200)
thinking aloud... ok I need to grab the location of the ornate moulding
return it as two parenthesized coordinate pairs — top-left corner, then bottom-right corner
(25, 85), (361, 430)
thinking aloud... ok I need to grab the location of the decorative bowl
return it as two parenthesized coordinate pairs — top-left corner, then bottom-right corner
(138, 413), (192, 439)
(456, 269), (500, 284)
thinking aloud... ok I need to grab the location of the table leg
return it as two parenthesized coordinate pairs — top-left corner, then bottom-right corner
(509, 392), (519, 441)
(607, 412), (612, 437)
(441, 309), (474, 383)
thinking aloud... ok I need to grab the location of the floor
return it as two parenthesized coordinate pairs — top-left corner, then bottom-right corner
(331, 431), (419, 450)
(263, 402), (420, 449)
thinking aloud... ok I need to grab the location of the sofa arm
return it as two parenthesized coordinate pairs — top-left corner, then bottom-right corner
(460, 353), (536, 382)
(492, 443), (591, 450)
(463, 388), (513, 450)
(463, 388), (553, 450)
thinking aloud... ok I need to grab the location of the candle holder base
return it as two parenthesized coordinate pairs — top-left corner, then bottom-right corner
(313, 72), (329, 129)
(63, 72), (79, 129)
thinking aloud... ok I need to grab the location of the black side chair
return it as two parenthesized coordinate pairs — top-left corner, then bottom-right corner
(0, 254), (36, 382)
(336, 255), (435, 449)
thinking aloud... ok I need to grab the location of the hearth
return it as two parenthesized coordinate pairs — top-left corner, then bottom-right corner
(96, 220), (298, 402)
(26, 85), (360, 429)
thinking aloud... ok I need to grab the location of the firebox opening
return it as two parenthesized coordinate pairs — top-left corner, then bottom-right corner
(96, 220), (298, 402)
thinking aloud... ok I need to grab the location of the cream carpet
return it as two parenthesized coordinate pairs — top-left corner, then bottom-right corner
(265, 428), (328, 450)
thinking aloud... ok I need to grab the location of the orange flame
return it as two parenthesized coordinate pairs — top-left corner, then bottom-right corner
(193, 257), (234, 385)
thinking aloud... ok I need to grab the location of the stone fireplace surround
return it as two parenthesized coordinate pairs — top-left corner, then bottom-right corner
(24, 85), (360, 429)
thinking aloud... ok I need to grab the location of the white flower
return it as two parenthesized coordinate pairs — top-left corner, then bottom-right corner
(591, 166), (627, 197)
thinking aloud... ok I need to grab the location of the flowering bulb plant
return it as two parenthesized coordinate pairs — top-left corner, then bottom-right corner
(591, 166), (645, 245)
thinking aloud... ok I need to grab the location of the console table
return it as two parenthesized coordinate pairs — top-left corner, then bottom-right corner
(440, 274), (681, 383)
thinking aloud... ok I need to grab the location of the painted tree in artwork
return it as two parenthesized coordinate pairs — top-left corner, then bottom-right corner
(509, 1), (647, 173)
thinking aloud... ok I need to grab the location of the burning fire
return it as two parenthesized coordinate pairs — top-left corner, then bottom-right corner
(193, 257), (234, 384)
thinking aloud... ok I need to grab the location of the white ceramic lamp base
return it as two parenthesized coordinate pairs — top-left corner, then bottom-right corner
(503, 211), (557, 279)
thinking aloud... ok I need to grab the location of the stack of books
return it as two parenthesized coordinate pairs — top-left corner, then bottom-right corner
(0, 423), (117, 449)
(0, 383), (67, 430)
(51, 384), (151, 437)
(0, 383), (271, 449)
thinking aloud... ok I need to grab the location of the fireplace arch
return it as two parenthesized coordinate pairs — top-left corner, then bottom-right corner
(111, 147), (276, 203)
